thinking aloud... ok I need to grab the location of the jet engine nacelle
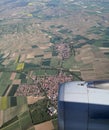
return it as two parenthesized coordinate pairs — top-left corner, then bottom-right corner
(58, 81), (109, 130)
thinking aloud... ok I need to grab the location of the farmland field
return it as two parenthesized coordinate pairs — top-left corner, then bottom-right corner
(1, 121), (21, 130)
(0, 0), (109, 129)
(0, 72), (11, 96)
(1, 111), (33, 130)
(0, 97), (9, 110)
(0, 97), (32, 130)
(16, 63), (25, 71)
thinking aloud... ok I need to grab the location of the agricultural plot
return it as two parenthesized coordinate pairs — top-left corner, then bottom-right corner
(24, 63), (40, 70)
(50, 58), (60, 67)
(7, 60), (16, 71)
(0, 72), (11, 96)
(19, 73), (27, 83)
(10, 73), (16, 80)
(27, 96), (45, 105)
(86, 26), (109, 48)
(18, 111), (33, 130)
(12, 79), (21, 85)
(1, 121), (21, 130)
(15, 56), (20, 64)
(27, 127), (35, 130)
(45, 69), (58, 75)
(0, 96), (27, 110)
(76, 44), (109, 80)
(33, 69), (58, 76)
(34, 120), (54, 130)
(87, 26), (104, 35)
(0, 96), (31, 130)
(8, 85), (19, 96)
(1, 111), (33, 130)
(16, 63), (25, 71)
(0, 97), (9, 110)
(17, 96), (27, 106)
(33, 69), (46, 76)
(29, 99), (55, 125)
(103, 52), (109, 58)
(42, 59), (51, 66)
(81, 70), (97, 81)
(62, 55), (79, 69)
(15, 73), (20, 79)
(0, 22), (31, 36)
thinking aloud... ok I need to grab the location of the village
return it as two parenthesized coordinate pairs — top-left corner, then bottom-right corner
(15, 72), (73, 107)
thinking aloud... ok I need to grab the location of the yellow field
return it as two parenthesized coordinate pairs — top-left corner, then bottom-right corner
(0, 97), (8, 110)
(16, 63), (25, 71)
(28, 2), (33, 6)
(27, 13), (33, 17)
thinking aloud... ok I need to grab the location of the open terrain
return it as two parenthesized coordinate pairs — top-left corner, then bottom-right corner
(34, 120), (54, 130)
(0, 0), (109, 129)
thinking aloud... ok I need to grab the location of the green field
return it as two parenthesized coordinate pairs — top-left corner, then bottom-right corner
(1, 121), (21, 130)
(29, 99), (56, 125)
(18, 111), (33, 130)
(0, 72), (11, 96)
(8, 85), (19, 96)
(50, 57), (60, 67)
(1, 111), (33, 130)
(19, 73), (27, 83)
(0, 22), (31, 36)
(33, 69), (58, 76)
(7, 60), (17, 70)
(62, 55), (79, 69)
(0, 97), (33, 130)
(0, 96), (27, 110)
(33, 69), (46, 76)
(17, 96), (27, 106)
(45, 69), (58, 75)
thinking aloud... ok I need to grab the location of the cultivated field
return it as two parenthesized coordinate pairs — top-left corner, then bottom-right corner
(34, 120), (54, 130)
(75, 45), (109, 80)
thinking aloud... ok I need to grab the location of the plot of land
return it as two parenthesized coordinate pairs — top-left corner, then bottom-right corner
(16, 63), (25, 71)
(75, 45), (109, 80)
(10, 73), (16, 80)
(34, 120), (54, 130)
(0, 111), (3, 127)
(12, 79), (21, 85)
(0, 97), (8, 110)
(27, 96), (45, 105)
(0, 72), (12, 96)
(44, 52), (52, 59)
